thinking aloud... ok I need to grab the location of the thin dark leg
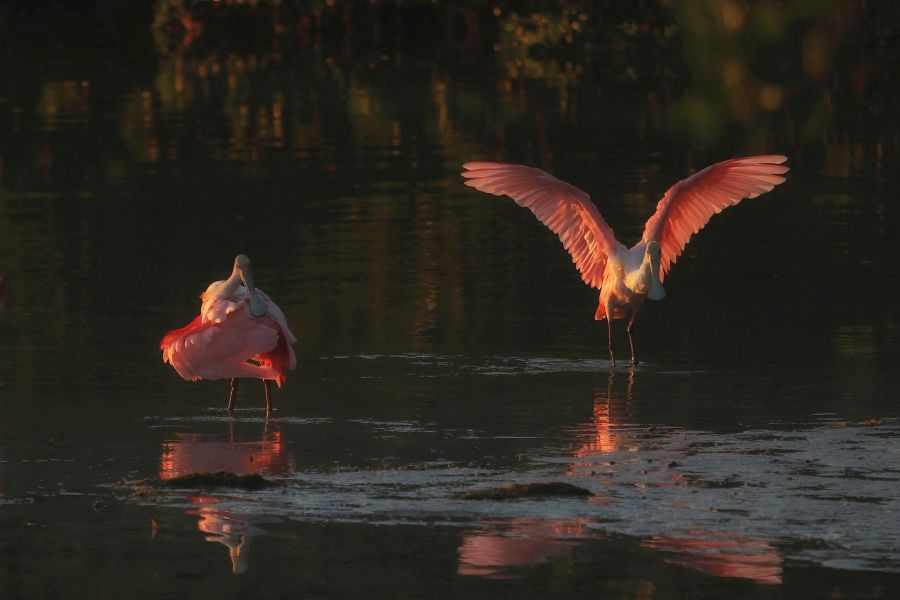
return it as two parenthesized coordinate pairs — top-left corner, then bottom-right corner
(606, 306), (616, 369)
(263, 380), (273, 416)
(228, 378), (239, 414)
(626, 365), (635, 402)
(626, 312), (638, 366)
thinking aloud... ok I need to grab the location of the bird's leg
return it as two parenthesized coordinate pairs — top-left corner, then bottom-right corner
(626, 365), (635, 405)
(263, 380), (273, 416)
(605, 303), (616, 369)
(626, 311), (638, 366)
(228, 378), (239, 414)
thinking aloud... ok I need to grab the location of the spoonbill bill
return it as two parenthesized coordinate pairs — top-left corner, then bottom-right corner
(462, 156), (789, 366)
(160, 255), (297, 414)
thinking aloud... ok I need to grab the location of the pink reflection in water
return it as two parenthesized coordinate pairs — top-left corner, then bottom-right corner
(570, 372), (783, 585)
(457, 519), (589, 579)
(642, 529), (782, 584)
(568, 370), (634, 477)
(187, 496), (277, 574)
(159, 427), (292, 479)
(158, 424), (291, 574)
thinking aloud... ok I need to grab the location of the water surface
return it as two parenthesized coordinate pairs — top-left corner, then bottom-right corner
(1, 3), (899, 598)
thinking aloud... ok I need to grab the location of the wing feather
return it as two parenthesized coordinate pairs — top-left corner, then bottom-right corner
(641, 155), (789, 280)
(462, 162), (619, 289)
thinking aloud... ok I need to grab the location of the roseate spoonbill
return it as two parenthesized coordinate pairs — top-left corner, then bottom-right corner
(160, 255), (297, 415)
(462, 156), (789, 366)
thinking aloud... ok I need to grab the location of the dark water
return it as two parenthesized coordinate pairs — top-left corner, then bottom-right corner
(2, 3), (900, 598)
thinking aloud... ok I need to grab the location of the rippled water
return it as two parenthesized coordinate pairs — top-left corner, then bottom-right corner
(2, 4), (900, 598)
(129, 359), (900, 583)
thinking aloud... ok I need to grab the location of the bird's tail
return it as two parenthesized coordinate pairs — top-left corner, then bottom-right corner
(254, 332), (296, 387)
(594, 302), (626, 321)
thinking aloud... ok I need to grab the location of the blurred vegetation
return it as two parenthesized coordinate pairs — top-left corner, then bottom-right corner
(0, 0), (898, 191)
(136, 0), (900, 146)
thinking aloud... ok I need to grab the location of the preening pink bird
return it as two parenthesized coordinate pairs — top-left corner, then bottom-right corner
(462, 156), (789, 366)
(160, 255), (297, 415)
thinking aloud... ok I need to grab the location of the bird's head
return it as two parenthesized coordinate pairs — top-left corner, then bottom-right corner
(645, 241), (666, 301)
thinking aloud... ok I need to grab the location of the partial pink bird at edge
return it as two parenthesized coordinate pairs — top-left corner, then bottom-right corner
(461, 156), (789, 365)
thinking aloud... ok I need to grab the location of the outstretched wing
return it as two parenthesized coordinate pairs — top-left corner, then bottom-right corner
(641, 155), (789, 281)
(462, 162), (619, 289)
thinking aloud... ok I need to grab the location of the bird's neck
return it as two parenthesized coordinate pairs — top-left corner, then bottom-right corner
(246, 286), (267, 317)
(222, 270), (242, 296)
(643, 252), (666, 301)
(199, 271), (244, 323)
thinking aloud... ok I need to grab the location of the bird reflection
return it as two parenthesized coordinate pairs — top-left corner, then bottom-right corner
(642, 530), (783, 585)
(457, 369), (784, 585)
(457, 374), (631, 580)
(158, 421), (292, 574)
(572, 369), (634, 462)
(574, 370), (783, 585)
(187, 496), (273, 575)
(457, 519), (588, 579)
(159, 421), (292, 479)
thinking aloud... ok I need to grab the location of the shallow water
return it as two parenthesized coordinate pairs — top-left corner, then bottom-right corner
(2, 4), (900, 598)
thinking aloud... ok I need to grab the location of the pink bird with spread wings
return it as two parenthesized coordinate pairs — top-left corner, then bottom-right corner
(462, 156), (789, 366)
(160, 255), (297, 415)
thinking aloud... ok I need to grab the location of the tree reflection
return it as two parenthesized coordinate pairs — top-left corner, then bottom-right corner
(136, 0), (898, 151)
(5, 1), (895, 195)
(3, 0), (890, 224)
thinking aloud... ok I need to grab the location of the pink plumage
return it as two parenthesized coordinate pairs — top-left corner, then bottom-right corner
(160, 255), (297, 412)
(160, 296), (296, 386)
(641, 155), (789, 280)
(462, 162), (618, 289)
(462, 156), (789, 366)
